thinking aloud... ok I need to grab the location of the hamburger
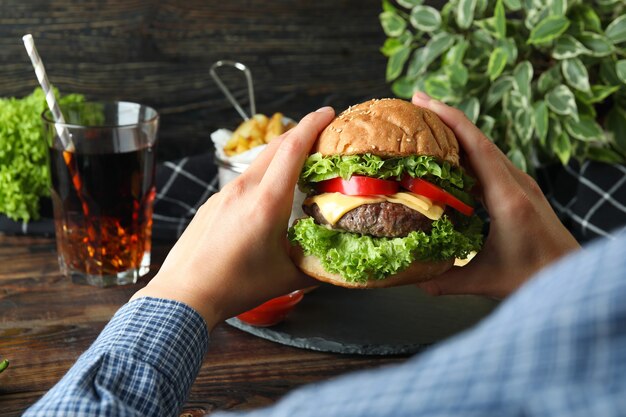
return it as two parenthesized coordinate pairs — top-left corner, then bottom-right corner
(288, 98), (484, 289)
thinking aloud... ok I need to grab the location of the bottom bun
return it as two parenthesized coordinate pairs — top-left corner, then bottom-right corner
(289, 245), (454, 289)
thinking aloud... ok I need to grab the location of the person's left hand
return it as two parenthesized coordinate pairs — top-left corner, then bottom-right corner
(131, 107), (336, 329)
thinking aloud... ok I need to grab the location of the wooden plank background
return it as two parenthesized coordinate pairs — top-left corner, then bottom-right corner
(0, 0), (392, 161)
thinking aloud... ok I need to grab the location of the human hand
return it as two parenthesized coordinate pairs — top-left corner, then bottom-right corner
(412, 92), (580, 299)
(131, 107), (336, 329)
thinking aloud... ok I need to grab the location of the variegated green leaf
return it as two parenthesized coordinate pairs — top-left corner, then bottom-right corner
(605, 14), (626, 44)
(513, 61), (533, 98)
(616, 60), (626, 85)
(478, 115), (496, 140)
(386, 46), (411, 81)
(474, 17), (499, 38)
(564, 115), (604, 142)
(407, 48), (427, 79)
(471, 28), (494, 48)
(606, 107), (626, 155)
(382, 0), (397, 12)
(497, 37), (518, 64)
(486, 76), (514, 109)
(446, 63), (469, 87)
(576, 85), (620, 104)
(494, 0), (506, 39)
(579, 32), (615, 57)
(600, 58), (622, 85)
(391, 77), (416, 99)
(538, 66), (563, 94)
(458, 97), (480, 123)
(561, 58), (591, 93)
(552, 130), (572, 165)
(503, 0), (522, 11)
(507, 149), (528, 171)
(564, 116), (604, 142)
(424, 31), (456, 59)
(553, 35), (591, 59)
(576, 99), (597, 119)
(410, 5), (442, 32)
(586, 147), (625, 164)
(576, 5), (602, 33)
(524, 7), (550, 31)
(397, 0), (424, 8)
(527, 15), (570, 45)
(488, 47), (508, 81)
(476, 0), (489, 16)
(424, 75), (454, 101)
(546, 85), (578, 120)
(549, 0), (567, 16)
(548, 115), (563, 140)
(380, 11), (407, 37)
(443, 40), (469, 65)
(406, 32), (456, 79)
(515, 107), (534, 144)
(533, 100), (549, 146)
(503, 90), (527, 120)
(380, 38), (404, 57)
(456, 0), (477, 30)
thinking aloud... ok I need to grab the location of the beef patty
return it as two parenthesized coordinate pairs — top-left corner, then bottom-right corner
(303, 201), (434, 238)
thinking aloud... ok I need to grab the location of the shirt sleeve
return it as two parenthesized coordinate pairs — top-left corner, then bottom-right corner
(215, 230), (626, 417)
(23, 297), (209, 417)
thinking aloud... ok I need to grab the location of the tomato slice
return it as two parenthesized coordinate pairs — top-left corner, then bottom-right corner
(317, 176), (399, 196)
(400, 175), (474, 216)
(236, 290), (304, 327)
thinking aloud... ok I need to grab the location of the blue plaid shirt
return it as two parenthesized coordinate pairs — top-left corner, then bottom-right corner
(25, 230), (626, 417)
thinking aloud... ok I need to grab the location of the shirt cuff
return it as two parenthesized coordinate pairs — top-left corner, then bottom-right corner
(89, 296), (210, 402)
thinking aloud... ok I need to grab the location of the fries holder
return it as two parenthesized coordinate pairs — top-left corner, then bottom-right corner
(210, 60), (257, 189)
(210, 60), (305, 225)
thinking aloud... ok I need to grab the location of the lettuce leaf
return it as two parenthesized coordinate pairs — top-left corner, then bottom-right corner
(288, 216), (484, 283)
(0, 88), (84, 221)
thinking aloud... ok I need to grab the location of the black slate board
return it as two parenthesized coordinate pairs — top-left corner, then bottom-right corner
(227, 284), (499, 355)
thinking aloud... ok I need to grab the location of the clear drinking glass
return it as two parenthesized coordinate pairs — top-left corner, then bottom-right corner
(42, 101), (159, 287)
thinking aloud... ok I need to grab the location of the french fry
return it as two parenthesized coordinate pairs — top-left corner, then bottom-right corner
(265, 112), (285, 143)
(224, 112), (296, 156)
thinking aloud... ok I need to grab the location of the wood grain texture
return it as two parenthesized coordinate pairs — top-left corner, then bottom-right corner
(0, 0), (391, 161)
(0, 235), (406, 416)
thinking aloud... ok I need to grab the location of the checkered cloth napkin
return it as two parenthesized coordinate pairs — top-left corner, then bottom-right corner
(150, 153), (219, 240)
(538, 160), (626, 243)
(0, 152), (220, 241)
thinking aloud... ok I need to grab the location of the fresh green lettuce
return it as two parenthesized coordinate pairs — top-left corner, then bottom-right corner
(300, 153), (468, 186)
(0, 88), (84, 221)
(288, 216), (484, 283)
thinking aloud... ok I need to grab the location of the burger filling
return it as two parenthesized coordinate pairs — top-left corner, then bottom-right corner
(288, 153), (484, 283)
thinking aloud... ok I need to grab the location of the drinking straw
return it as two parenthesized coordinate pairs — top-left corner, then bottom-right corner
(22, 33), (87, 221)
(22, 34), (74, 151)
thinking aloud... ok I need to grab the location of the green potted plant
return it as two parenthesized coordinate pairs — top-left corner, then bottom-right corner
(380, 0), (626, 240)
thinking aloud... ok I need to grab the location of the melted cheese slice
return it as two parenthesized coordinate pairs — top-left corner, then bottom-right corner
(303, 192), (444, 225)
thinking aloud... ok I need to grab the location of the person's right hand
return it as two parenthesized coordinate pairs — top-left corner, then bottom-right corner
(412, 92), (580, 299)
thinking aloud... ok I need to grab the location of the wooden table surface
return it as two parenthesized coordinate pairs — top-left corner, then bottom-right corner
(0, 234), (407, 416)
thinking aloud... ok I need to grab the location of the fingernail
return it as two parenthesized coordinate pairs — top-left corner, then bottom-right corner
(413, 91), (431, 102)
(315, 106), (334, 113)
